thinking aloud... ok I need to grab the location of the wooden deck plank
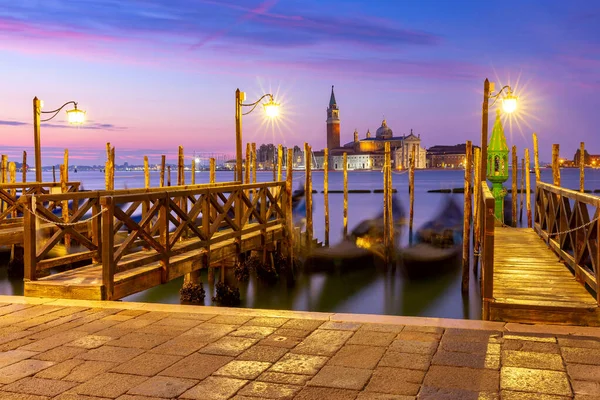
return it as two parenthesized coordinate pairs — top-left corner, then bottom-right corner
(489, 227), (599, 326)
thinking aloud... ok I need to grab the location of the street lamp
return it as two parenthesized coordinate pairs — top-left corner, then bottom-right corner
(33, 97), (85, 182)
(480, 80), (517, 183)
(235, 89), (280, 182)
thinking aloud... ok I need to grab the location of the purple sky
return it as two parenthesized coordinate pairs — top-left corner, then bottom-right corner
(0, 0), (599, 165)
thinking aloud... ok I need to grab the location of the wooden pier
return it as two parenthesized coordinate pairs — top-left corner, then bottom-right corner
(481, 182), (600, 326)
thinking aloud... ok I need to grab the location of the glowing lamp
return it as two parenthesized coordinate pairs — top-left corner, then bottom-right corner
(502, 92), (518, 114)
(263, 100), (280, 118)
(195, 157), (201, 164)
(66, 105), (86, 124)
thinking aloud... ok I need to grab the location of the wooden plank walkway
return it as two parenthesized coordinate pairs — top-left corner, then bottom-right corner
(489, 227), (599, 326)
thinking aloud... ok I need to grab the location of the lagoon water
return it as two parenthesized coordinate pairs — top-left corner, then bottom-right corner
(2, 167), (599, 320)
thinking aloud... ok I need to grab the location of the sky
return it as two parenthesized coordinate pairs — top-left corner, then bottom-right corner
(0, 0), (599, 166)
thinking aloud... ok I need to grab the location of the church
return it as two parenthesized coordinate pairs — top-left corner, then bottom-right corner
(313, 86), (426, 170)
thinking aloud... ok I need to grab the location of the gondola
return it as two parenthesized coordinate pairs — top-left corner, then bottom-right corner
(400, 196), (463, 280)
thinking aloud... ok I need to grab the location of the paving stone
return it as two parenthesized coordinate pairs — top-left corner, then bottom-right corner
(432, 349), (499, 370)
(294, 386), (358, 399)
(403, 325), (444, 334)
(36, 359), (116, 382)
(379, 350), (432, 370)
(162, 312), (216, 321)
(503, 339), (561, 354)
(269, 353), (329, 375)
(440, 340), (500, 354)
(110, 352), (182, 376)
(209, 315), (252, 325)
(572, 380), (600, 396)
(237, 345), (289, 363)
(444, 328), (502, 341)
(308, 365), (372, 390)
(503, 350), (564, 371)
(180, 376), (248, 400)
(356, 392), (414, 399)
(160, 353), (233, 380)
(501, 366), (572, 396)
(0, 360), (55, 384)
(101, 314), (134, 322)
(359, 324), (404, 334)
(214, 360), (272, 379)
(132, 311), (171, 321)
(257, 372), (311, 386)
(127, 375), (197, 398)
(75, 345), (143, 363)
(116, 395), (169, 400)
(245, 317), (289, 328)
(259, 334), (302, 349)
(149, 335), (208, 356)
(567, 364), (600, 382)
(319, 321), (362, 331)
(388, 340), (438, 355)
(135, 323), (191, 336)
(31, 346), (86, 363)
(328, 345), (385, 369)
(68, 372), (147, 398)
(418, 386), (499, 399)
(0, 338), (37, 352)
(280, 319), (325, 331)
(237, 381), (300, 399)
(504, 334), (556, 343)
(86, 327), (131, 339)
(230, 325), (277, 339)
(396, 331), (441, 342)
(107, 332), (171, 350)
(115, 309), (148, 317)
(70, 319), (122, 334)
(558, 338), (600, 349)
(19, 331), (87, 353)
(293, 329), (353, 356)
(0, 350), (39, 369)
(181, 323), (238, 342)
(562, 347), (600, 365)
(148, 316), (203, 328)
(65, 335), (113, 349)
(365, 367), (424, 396)
(0, 391), (50, 400)
(273, 328), (312, 338)
(500, 390), (571, 399)
(347, 331), (396, 347)
(199, 336), (258, 356)
(2, 377), (76, 397)
(423, 365), (499, 392)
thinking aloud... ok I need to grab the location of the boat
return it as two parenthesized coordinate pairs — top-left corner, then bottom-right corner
(400, 196), (463, 280)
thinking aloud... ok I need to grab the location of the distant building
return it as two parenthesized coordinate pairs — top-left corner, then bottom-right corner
(314, 86), (427, 170)
(426, 144), (480, 168)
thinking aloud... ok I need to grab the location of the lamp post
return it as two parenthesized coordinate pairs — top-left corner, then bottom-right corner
(33, 97), (85, 182)
(480, 80), (517, 183)
(235, 89), (280, 182)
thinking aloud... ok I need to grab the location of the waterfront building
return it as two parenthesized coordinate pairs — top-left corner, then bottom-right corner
(314, 86), (427, 170)
(426, 143), (479, 168)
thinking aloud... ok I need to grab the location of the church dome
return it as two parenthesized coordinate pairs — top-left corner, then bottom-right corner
(376, 119), (393, 139)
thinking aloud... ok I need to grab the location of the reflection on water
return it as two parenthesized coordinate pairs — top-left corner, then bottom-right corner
(2, 167), (597, 320)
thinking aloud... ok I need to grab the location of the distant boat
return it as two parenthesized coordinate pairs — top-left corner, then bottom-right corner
(74, 167), (78, 173)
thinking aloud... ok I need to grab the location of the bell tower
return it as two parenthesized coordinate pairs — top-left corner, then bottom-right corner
(326, 85), (340, 149)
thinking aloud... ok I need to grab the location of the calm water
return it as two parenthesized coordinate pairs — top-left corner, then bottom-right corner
(2, 167), (599, 320)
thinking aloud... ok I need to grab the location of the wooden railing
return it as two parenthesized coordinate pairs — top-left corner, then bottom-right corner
(534, 181), (599, 303)
(23, 181), (288, 299)
(0, 182), (80, 226)
(480, 182), (496, 319)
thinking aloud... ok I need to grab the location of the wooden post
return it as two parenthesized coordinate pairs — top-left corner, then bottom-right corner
(462, 141), (472, 293)
(178, 146), (184, 186)
(580, 142), (585, 193)
(191, 156), (196, 185)
(245, 143), (251, 184)
(520, 158), (525, 223)
(409, 146), (416, 236)
(343, 152), (348, 238)
(9, 163), (16, 217)
(63, 149), (69, 183)
(101, 197), (115, 300)
(512, 146), (518, 227)
(167, 166), (171, 187)
(383, 142), (391, 262)
(208, 158), (216, 284)
(387, 143), (394, 263)
(160, 155), (166, 187)
(251, 143), (257, 199)
(286, 148), (294, 267)
(23, 195), (37, 281)
(105, 143), (110, 190)
(525, 149), (532, 228)
(110, 147), (115, 190)
(323, 148), (329, 247)
(304, 143), (313, 248)
(277, 144), (283, 182)
(552, 144), (560, 187)
(22, 151), (27, 183)
(473, 147), (481, 258)
(1, 154), (7, 183)
(144, 156), (150, 189)
(210, 158), (216, 183)
(52, 166), (56, 183)
(532, 132), (541, 183)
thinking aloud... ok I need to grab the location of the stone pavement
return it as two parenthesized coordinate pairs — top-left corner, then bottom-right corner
(0, 295), (599, 400)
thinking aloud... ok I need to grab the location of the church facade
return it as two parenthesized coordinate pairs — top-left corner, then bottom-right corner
(313, 86), (426, 170)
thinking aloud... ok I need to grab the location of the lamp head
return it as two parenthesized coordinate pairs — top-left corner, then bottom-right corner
(195, 157), (201, 164)
(502, 90), (518, 114)
(66, 104), (86, 125)
(263, 97), (280, 118)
